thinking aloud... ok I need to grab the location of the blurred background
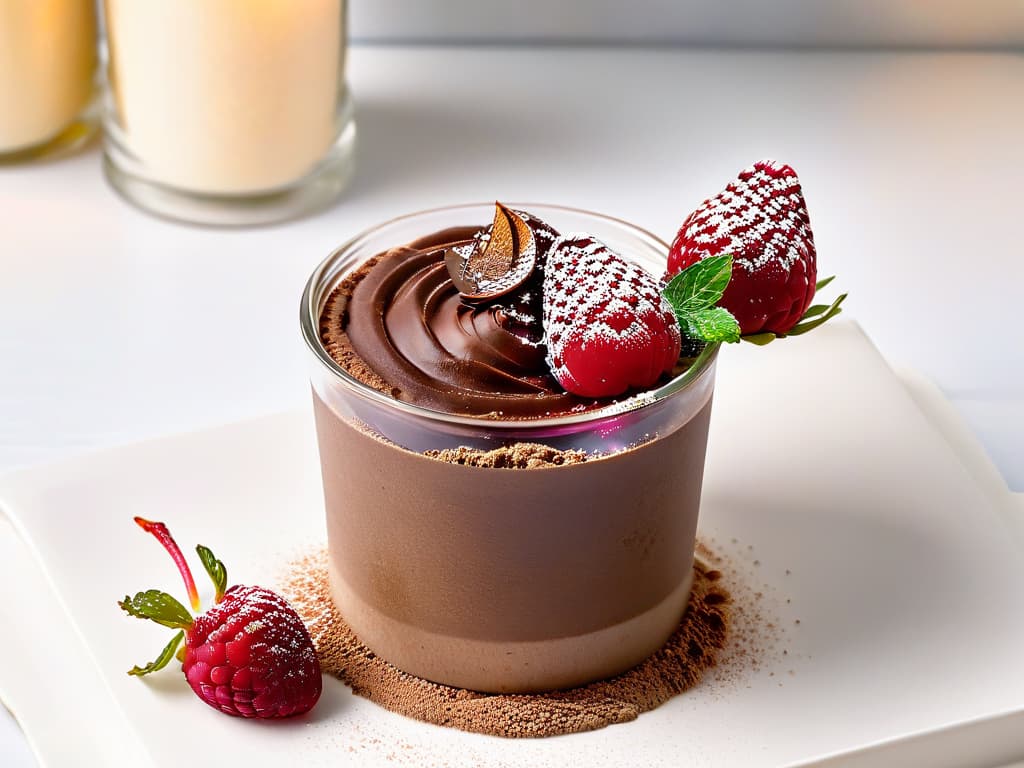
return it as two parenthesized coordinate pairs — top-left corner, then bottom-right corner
(350, 0), (1024, 47)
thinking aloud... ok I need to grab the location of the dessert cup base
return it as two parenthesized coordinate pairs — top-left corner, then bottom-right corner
(102, 92), (356, 227)
(328, 561), (695, 694)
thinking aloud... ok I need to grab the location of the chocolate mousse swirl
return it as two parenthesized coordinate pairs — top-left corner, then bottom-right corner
(329, 214), (599, 418)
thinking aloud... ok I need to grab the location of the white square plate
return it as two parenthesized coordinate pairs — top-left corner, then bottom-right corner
(2, 323), (1023, 767)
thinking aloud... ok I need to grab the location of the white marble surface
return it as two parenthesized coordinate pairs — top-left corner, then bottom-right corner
(1, 44), (1022, 764)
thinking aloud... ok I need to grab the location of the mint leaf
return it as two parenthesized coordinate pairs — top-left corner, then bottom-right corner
(128, 630), (184, 676)
(663, 255), (741, 344)
(664, 255), (734, 314)
(683, 307), (741, 343)
(196, 544), (227, 603)
(119, 590), (193, 629)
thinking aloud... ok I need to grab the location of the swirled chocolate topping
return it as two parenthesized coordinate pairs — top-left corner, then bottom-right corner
(323, 207), (601, 417)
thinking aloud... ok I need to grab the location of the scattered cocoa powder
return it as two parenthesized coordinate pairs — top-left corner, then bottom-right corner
(695, 539), (790, 687)
(282, 549), (730, 738)
(423, 443), (588, 468)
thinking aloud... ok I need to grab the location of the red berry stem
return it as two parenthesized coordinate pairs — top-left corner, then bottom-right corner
(134, 517), (201, 612)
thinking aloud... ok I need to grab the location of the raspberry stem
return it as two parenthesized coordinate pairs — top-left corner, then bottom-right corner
(134, 517), (201, 612)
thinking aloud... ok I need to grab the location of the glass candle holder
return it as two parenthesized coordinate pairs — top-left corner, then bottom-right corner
(101, 0), (355, 225)
(0, 0), (98, 161)
(301, 204), (719, 693)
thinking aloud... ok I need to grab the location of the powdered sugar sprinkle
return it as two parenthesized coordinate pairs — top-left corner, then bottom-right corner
(676, 159), (814, 272)
(542, 234), (679, 391)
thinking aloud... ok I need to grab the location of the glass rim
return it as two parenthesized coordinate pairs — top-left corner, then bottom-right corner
(300, 202), (720, 429)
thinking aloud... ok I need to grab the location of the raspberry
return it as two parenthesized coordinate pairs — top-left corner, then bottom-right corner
(119, 518), (321, 719)
(542, 234), (681, 398)
(183, 585), (321, 718)
(668, 160), (817, 336)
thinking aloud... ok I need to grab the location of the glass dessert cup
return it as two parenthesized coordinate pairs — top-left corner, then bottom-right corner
(301, 204), (719, 693)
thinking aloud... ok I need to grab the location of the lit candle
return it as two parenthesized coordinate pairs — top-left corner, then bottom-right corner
(0, 0), (97, 155)
(102, 0), (353, 223)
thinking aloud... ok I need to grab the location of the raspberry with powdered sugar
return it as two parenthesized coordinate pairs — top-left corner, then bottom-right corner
(542, 234), (681, 398)
(529, 160), (846, 395)
(118, 518), (322, 718)
(434, 167), (845, 401)
(667, 160), (830, 336)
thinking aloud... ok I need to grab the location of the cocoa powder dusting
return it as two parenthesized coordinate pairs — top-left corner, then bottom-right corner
(423, 443), (588, 468)
(282, 550), (730, 738)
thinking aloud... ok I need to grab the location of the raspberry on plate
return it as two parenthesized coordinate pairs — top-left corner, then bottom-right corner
(118, 518), (321, 719)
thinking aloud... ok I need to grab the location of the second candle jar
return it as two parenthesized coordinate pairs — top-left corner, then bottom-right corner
(103, 0), (354, 225)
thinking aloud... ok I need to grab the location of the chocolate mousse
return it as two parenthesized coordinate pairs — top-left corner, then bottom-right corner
(319, 205), (684, 419)
(303, 203), (718, 692)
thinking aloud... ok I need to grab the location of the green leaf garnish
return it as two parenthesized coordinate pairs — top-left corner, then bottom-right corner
(740, 289), (848, 344)
(663, 255), (734, 315)
(665, 257), (847, 346)
(119, 590), (193, 629)
(683, 307), (741, 343)
(663, 255), (741, 344)
(798, 303), (831, 320)
(741, 332), (779, 346)
(815, 275), (835, 292)
(785, 293), (847, 336)
(196, 544), (227, 603)
(128, 630), (185, 676)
